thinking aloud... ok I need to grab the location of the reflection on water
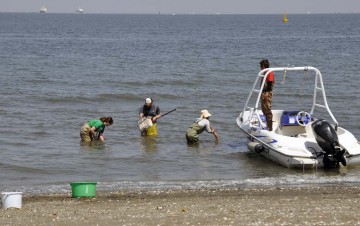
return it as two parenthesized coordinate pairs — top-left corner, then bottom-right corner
(186, 143), (217, 155)
(239, 151), (354, 178)
(314, 166), (348, 176)
(140, 136), (158, 152)
(80, 141), (106, 152)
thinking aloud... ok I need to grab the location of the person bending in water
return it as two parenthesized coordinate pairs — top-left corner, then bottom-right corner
(186, 109), (219, 144)
(80, 117), (113, 142)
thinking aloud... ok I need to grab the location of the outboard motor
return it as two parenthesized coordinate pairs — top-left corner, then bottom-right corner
(312, 119), (347, 168)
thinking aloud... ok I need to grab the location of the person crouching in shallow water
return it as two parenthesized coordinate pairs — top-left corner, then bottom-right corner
(186, 109), (219, 145)
(259, 59), (274, 131)
(139, 97), (161, 136)
(80, 117), (113, 142)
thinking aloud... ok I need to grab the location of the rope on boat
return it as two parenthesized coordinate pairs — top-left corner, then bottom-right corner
(281, 68), (287, 84)
(298, 68), (309, 105)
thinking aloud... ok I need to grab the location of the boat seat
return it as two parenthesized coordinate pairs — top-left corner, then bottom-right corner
(279, 111), (314, 129)
(277, 125), (306, 137)
(295, 122), (315, 138)
(280, 111), (300, 128)
(300, 122), (315, 138)
(276, 111), (316, 136)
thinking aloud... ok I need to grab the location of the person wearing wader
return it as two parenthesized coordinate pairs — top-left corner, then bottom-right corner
(80, 117), (113, 142)
(259, 59), (275, 131)
(139, 98), (161, 135)
(185, 109), (219, 144)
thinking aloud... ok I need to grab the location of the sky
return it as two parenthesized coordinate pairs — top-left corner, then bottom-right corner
(1, 0), (359, 14)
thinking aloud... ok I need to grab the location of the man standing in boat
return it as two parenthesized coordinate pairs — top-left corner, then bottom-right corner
(259, 59), (274, 131)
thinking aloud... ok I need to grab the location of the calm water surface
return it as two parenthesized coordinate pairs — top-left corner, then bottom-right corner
(1, 13), (360, 193)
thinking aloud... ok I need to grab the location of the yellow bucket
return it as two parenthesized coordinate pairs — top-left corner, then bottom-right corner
(146, 124), (158, 136)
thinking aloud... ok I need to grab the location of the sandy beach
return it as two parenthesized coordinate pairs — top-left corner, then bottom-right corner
(1, 185), (360, 225)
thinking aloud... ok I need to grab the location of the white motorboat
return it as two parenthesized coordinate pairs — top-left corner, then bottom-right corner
(40, 6), (47, 13)
(76, 7), (85, 14)
(236, 66), (360, 169)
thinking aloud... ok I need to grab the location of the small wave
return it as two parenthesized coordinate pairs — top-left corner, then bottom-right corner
(33, 131), (51, 136)
(97, 93), (141, 102)
(2, 175), (360, 194)
(0, 162), (48, 174)
(150, 79), (197, 87)
(45, 97), (94, 104)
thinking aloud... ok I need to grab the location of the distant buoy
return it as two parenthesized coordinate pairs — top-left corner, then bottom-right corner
(283, 14), (288, 23)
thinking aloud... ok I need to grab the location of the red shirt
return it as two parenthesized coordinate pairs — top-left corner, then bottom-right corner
(265, 71), (274, 83)
(261, 69), (274, 92)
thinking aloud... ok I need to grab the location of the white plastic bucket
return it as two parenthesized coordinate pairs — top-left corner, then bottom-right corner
(1, 192), (23, 209)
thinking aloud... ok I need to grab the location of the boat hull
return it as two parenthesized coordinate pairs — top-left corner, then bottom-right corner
(237, 111), (360, 169)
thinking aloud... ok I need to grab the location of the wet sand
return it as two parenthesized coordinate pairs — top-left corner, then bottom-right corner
(1, 186), (360, 225)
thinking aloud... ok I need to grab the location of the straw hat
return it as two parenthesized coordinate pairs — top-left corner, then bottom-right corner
(201, 109), (212, 118)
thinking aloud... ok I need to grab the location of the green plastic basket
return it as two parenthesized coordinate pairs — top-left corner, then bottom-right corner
(70, 182), (97, 198)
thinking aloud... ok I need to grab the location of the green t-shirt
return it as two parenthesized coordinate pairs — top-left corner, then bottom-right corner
(87, 119), (105, 133)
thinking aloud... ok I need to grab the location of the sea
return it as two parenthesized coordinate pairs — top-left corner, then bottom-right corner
(1, 13), (360, 194)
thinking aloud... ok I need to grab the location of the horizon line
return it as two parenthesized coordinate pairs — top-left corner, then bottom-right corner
(1, 11), (359, 15)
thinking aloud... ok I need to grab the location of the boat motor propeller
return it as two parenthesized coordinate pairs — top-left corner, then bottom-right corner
(311, 119), (347, 168)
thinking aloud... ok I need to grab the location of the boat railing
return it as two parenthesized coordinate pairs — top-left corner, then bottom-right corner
(241, 66), (338, 128)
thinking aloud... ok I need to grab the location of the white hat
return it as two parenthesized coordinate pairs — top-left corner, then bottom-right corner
(145, 98), (152, 104)
(201, 109), (212, 118)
